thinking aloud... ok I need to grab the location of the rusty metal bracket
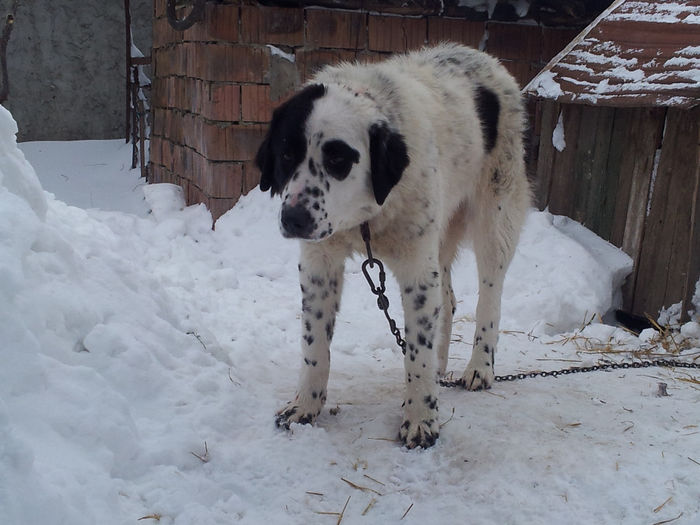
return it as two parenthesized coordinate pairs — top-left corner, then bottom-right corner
(166, 0), (206, 31)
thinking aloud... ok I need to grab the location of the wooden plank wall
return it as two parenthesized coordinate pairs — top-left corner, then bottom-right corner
(535, 100), (700, 321)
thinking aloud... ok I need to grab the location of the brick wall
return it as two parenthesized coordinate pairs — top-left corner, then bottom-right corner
(149, 0), (577, 222)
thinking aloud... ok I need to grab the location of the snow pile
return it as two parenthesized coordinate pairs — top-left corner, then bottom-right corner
(3, 104), (700, 524)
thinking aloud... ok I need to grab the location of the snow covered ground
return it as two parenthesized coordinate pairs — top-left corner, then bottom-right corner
(2, 105), (699, 524)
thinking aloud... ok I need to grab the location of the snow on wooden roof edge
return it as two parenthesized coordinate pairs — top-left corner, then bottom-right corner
(524, 0), (700, 109)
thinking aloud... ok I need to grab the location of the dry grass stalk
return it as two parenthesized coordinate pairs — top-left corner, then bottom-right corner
(400, 502), (414, 520)
(652, 512), (683, 525)
(138, 515), (161, 522)
(315, 495), (351, 525)
(653, 496), (673, 513)
(688, 457), (700, 467)
(361, 498), (377, 516)
(341, 477), (382, 496)
(440, 406), (456, 429)
(363, 474), (386, 486)
(306, 491), (324, 496)
(190, 441), (209, 463)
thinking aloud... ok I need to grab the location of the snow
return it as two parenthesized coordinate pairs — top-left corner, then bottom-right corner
(2, 105), (700, 524)
(525, 70), (563, 98)
(552, 111), (566, 152)
(267, 45), (295, 64)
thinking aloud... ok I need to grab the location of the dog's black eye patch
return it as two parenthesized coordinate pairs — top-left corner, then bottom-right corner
(321, 140), (360, 181)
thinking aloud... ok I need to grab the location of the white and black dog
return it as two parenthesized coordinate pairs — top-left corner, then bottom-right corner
(255, 43), (531, 448)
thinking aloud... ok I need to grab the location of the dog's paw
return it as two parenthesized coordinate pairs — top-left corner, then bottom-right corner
(459, 365), (494, 391)
(399, 399), (440, 449)
(399, 417), (440, 449)
(275, 403), (319, 430)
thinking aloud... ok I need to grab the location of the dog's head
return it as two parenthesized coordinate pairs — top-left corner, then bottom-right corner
(255, 84), (409, 241)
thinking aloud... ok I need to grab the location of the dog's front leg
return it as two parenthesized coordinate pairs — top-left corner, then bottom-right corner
(275, 243), (345, 430)
(397, 263), (442, 449)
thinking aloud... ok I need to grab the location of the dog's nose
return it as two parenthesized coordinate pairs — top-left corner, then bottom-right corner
(281, 204), (314, 238)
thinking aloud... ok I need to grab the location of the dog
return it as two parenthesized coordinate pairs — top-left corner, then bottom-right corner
(255, 43), (531, 448)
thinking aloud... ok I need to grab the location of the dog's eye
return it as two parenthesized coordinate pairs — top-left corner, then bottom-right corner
(282, 152), (293, 162)
(322, 140), (360, 181)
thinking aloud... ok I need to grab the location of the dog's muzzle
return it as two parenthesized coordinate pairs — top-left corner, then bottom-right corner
(280, 204), (315, 238)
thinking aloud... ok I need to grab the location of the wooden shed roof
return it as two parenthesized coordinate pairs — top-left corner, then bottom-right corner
(524, 0), (700, 108)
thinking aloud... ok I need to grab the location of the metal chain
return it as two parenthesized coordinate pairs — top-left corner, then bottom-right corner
(359, 223), (699, 385)
(360, 222), (407, 355)
(440, 359), (700, 387)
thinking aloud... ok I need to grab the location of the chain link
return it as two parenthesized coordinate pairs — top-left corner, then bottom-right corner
(359, 223), (699, 385)
(360, 223), (407, 355)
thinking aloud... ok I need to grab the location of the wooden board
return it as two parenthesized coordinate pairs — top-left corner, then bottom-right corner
(681, 107), (700, 321)
(547, 104), (583, 218)
(633, 108), (700, 318)
(533, 100), (558, 210)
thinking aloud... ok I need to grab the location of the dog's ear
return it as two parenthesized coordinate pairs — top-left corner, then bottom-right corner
(255, 135), (274, 194)
(369, 122), (409, 206)
(255, 84), (327, 196)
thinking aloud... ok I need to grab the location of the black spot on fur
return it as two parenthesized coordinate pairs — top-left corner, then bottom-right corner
(308, 158), (317, 176)
(475, 86), (500, 153)
(414, 294), (426, 310)
(256, 84), (326, 195)
(369, 121), (409, 205)
(322, 139), (360, 181)
(423, 395), (437, 409)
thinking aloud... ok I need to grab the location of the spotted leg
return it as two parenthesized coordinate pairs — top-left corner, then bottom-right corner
(396, 258), (442, 448)
(276, 243), (345, 429)
(436, 265), (456, 377)
(460, 169), (526, 390)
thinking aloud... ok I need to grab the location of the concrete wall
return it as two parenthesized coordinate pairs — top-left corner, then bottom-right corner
(2, 0), (152, 141)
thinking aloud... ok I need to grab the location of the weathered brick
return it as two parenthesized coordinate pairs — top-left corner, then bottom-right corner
(201, 122), (266, 162)
(149, 163), (165, 184)
(298, 49), (357, 82)
(205, 161), (244, 198)
(242, 160), (261, 195)
(306, 9), (367, 49)
(368, 15), (426, 53)
(151, 77), (167, 108)
(210, 197), (240, 223)
(207, 3), (239, 42)
(149, 135), (162, 166)
(186, 180), (207, 208)
(153, 0), (167, 19)
(427, 18), (485, 48)
(241, 84), (272, 123)
(203, 45), (269, 83)
(240, 5), (304, 46)
(202, 83), (241, 122)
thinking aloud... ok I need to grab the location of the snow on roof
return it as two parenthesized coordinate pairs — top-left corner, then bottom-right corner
(525, 0), (700, 108)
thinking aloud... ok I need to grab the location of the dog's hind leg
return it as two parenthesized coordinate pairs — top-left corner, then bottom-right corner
(275, 243), (346, 429)
(460, 165), (529, 390)
(436, 208), (465, 376)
